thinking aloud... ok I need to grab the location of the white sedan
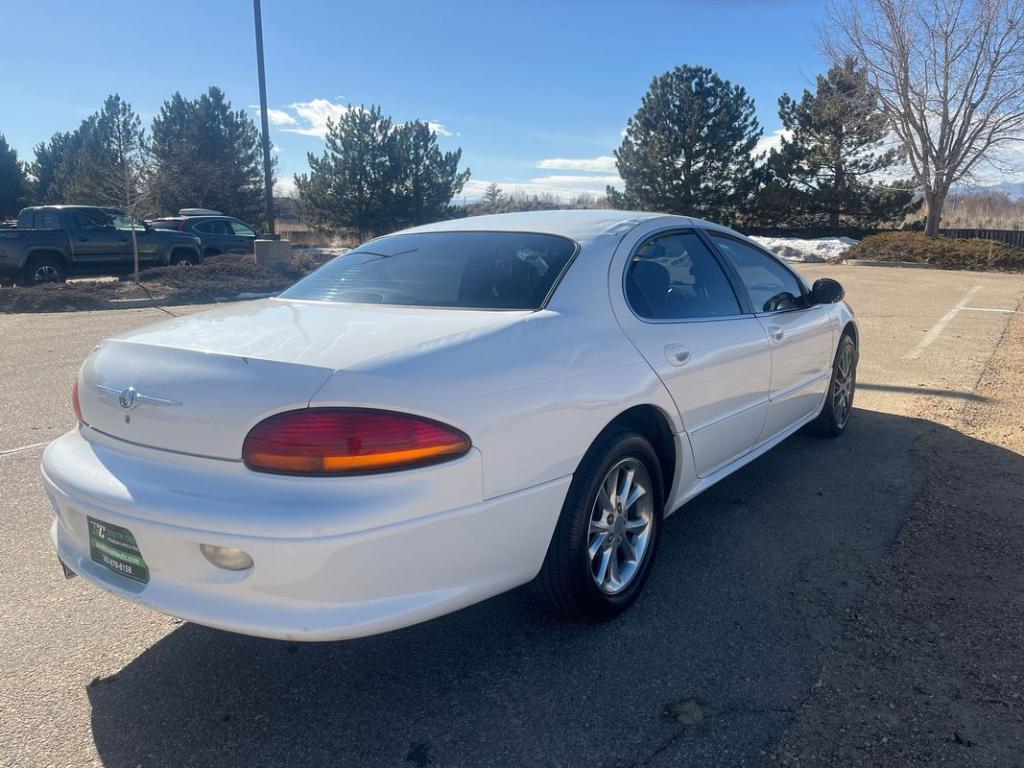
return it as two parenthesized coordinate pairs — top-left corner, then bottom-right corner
(43, 210), (858, 641)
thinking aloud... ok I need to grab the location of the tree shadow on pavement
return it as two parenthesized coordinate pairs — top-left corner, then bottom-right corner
(86, 408), (1021, 768)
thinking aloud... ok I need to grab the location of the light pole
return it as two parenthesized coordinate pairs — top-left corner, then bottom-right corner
(253, 0), (275, 236)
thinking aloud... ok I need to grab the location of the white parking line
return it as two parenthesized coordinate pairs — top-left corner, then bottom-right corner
(0, 441), (49, 457)
(904, 285), (982, 360)
(961, 307), (1018, 314)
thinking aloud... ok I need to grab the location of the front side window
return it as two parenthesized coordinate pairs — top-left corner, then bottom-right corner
(281, 231), (577, 310)
(111, 214), (145, 232)
(625, 231), (741, 320)
(710, 235), (808, 313)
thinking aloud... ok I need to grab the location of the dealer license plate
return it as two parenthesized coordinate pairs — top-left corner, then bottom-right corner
(87, 517), (149, 584)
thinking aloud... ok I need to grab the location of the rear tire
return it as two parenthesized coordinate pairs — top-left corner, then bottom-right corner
(809, 333), (857, 437)
(23, 255), (67, 285)
(170, 250), (200, 266)
(532, 427), (664, 620)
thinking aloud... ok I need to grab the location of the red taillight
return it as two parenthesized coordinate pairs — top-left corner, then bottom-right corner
(72, 378), (82, 423)
(178, 220), (185, 232)
(242, 408), (471, 475)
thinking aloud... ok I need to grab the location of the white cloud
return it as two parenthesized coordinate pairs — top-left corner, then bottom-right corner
(536, 155), (618, 172)
(428, 121), (454, 137)
(266, 108), (297, 127)
(457, 174), (622, 202)
(753, 128), (792, 157)
(263, 101), (457, 140)
(274, 175), (298, 197)
(283, 99), (351, 138)
(530, 174), (622, 186)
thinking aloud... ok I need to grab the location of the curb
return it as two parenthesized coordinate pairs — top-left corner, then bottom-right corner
(842, 259), (938, 270)
(105, 296), (170, 308)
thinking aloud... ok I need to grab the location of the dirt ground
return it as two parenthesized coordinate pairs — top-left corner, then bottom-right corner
(0, 251), (335, 314)
(769, 308), (1024, 766)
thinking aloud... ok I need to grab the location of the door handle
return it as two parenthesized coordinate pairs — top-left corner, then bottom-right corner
(768, 324), (784, 342)
(78, 236), (89, 241)
(665, 344), (690, 366)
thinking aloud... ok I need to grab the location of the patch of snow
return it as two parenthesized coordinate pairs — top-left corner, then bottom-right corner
(750, 236), (858, 264)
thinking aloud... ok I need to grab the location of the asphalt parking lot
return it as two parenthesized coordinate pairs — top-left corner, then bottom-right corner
(2, 264), (1023, 767)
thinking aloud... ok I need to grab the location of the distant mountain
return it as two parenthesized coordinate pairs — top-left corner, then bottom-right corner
(953, 180), (1024, 201)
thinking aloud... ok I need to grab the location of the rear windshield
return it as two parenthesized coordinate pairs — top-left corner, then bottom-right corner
(280, 231), (577, 310)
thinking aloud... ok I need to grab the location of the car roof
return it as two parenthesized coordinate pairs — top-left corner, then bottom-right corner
(22, 205), (121, 212)
(152, 214), (238, 221)
(395, 209), (737, 244)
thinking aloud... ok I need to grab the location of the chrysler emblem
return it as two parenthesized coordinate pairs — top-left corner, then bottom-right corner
(97, 383), (182, 409)
(118, 387), (138, 409)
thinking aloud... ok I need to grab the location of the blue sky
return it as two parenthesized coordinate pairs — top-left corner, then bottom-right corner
(1, 0), (829, 200)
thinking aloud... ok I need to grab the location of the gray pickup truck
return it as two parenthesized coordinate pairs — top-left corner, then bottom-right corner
(0, 205), (203, 285)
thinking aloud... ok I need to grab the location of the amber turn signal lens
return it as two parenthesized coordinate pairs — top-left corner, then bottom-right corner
(242, 408), (471, 475)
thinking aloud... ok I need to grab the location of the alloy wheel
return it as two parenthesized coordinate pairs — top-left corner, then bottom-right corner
(832, 343), (855, 429)
(33, 265), (61, 283)
(587, 458), (654, 594)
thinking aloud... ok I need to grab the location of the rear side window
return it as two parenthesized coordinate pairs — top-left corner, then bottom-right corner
(150, 219), (184, 230)
(709, 235), (808, 313)
(230, 221), (256, 237)
(625, 231), (741, 320)
(16, 210), (61, 229)
(195, 220), (233, 235)
(281, 231), (577, 310)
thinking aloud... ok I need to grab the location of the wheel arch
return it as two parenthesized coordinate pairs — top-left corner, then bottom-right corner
(169, 245), (201, 264)
(24, 247), (70, 270)
(841, 320), (858, 346)
(603, 404), (678, 502)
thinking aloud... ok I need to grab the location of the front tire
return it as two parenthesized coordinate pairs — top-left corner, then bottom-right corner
(809, 333), (857, 437)
(533, 427), (664, 620)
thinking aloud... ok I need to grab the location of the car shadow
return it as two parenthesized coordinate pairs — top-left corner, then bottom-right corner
(86, 408), (1020, 768)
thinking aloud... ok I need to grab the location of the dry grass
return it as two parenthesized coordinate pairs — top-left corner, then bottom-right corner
(845, 232), (1024, 271)
(0, 253), (320, 314)
(275, 221), (359, 249)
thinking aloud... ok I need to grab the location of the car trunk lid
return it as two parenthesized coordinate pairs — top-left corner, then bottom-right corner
(77, 298), (525, 459)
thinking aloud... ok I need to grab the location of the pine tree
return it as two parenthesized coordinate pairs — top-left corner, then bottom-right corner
(64, 95), (148, 211)
(609, 65), (761, 222)
(757, 57), (917, 231)
(29, 131), (78, 204)
(0, 134), (26, 218)
(296, 105), (470, 239)
(149, 87), (270, 224)
(482, 182), (504, 207)
(27, 96), (147, 210)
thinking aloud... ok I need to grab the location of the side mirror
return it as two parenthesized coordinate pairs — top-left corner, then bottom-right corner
(811, 277), (844, 305)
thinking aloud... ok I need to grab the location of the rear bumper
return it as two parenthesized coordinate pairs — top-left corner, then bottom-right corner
(42, 429), (569, 641)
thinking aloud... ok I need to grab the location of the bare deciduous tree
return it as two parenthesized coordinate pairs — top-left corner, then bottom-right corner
(824, 0), (1024, 235)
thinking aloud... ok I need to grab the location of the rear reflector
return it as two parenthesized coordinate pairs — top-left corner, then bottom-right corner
(242, 408), (471, 475)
